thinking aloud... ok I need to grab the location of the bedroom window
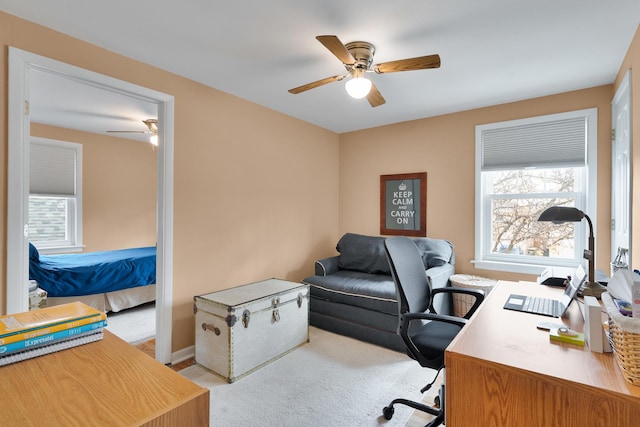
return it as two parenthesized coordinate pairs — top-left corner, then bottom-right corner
(29, 138), (83, 253)
(474, 108), (597, 275)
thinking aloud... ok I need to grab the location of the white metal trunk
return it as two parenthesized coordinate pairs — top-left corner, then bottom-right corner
(194, 279), (309, 382)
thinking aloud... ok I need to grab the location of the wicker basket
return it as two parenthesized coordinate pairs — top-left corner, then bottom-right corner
(602, 292), (640, 385)
(450, 274), (496, 317)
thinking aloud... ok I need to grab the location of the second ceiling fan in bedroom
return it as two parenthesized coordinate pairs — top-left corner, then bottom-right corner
(107, 119), (158, 145)
(288, 35), (441, 107)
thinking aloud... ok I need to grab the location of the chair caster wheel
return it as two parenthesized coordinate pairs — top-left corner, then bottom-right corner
(434, 395), (441, 408)
(383, 405), (394, 420)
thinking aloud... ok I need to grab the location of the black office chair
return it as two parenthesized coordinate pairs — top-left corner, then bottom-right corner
(382, 236), (485, 426)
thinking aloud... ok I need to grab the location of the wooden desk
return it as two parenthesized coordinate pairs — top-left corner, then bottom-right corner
(446, 280), (640, 426)
(1, 330), (209, 426)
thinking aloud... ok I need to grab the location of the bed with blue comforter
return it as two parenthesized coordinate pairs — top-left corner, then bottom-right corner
(28, 243), (156, 298)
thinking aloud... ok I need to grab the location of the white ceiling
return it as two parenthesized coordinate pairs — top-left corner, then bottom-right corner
(2, 1), (640, 135)
(29, 69), (158, 143)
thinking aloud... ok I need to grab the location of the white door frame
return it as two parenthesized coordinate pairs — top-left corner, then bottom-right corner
(7, 47), (174, 364)
(611, 69), (632, 269)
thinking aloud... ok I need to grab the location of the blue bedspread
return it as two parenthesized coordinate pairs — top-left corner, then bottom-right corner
(29, 245), (156, 297)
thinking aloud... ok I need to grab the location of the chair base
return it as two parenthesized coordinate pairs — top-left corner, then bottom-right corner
(382, 383), (445, 427)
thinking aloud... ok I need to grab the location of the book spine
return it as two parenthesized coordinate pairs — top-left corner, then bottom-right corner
(0, 312), (103, 340)
(0, 330), (104, 367)
(0, 313), (107, 346)
(0, 301), (104, 338)
(0, 320), (106, 356)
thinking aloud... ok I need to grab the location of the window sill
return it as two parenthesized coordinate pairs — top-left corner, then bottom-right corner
(471, 260), (550, 275)
(37, 245), (84, 255)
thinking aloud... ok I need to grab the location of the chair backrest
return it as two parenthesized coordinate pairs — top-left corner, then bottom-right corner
(384, 236), (433, 316)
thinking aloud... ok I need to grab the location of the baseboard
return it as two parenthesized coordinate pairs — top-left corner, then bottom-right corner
(172, 345), (195, 364)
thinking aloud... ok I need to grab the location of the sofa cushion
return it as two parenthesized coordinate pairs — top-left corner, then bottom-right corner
(336, 233), (453, 273)
(304, 271), (398, 315)
(336, 233), (390, 275)
(413, 238), (453, 268)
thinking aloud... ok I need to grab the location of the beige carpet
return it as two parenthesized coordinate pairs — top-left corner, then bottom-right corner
(179, 327), (436, 427)
(105, 302), (155, 344)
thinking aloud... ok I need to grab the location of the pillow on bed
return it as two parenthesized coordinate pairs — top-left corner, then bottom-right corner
(29, 243), (40, 262)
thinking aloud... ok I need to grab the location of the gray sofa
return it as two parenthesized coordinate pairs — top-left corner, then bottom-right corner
(302, 233), (455, 352)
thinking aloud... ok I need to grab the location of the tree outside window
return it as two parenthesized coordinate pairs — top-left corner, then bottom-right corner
(488, 168), (580, 260)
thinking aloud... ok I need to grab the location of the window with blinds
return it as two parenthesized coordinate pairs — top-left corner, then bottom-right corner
(30, 142), (78, 196)
(29, 138), (82, 250)
(481, 117), (587, 171)
(474, 108), (597, 274)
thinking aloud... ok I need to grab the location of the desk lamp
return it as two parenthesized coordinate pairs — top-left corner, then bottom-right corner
(538, 206), (606, 298)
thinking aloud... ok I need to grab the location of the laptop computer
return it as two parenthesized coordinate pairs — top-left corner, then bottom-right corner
(503, 264), (586, 317)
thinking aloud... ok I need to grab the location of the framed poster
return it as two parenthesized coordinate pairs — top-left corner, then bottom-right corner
(380, 172), (427, 236)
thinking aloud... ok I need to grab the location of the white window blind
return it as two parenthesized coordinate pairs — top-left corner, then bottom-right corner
(481, 117), (587, 171)
(30, 141), (77, 196)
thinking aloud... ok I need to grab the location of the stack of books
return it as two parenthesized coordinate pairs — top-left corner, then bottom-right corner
(0, 301), (106, 366)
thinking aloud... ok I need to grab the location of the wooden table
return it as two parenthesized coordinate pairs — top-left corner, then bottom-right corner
(446, 280), (640, 426)
(1, 330), (209, 426)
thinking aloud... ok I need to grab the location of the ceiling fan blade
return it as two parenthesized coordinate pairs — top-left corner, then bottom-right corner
(107, 119), (158, 134)
(288, 75), (345, 94)
(367, 83), (386, 107)
(316, 35), (356, 65)
(106, 130), (148, 134)
(374, 54), (441, 74)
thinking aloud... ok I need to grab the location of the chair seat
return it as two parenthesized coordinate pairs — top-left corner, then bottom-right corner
(410, 321), (461, 368)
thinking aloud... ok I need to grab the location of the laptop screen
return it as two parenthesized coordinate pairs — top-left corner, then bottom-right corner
(560, 264), (586, 308)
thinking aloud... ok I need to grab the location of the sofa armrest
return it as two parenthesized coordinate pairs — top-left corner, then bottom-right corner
(315, 256), (340, 276)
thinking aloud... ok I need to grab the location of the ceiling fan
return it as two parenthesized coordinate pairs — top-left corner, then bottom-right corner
(288, 35), (441, 107)
(107, 119), (158, 145)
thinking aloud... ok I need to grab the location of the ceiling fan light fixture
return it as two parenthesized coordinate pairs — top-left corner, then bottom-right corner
(345, 75), (372, 99)
(144, 119), (158, 145)
(143, 119), (158, 133)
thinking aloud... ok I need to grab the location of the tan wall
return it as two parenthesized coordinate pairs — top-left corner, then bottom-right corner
(0, 11), (340, 351)
(31, 124), (157, 252)
(1, 11), (637, 353)
(615, 25), (640, 269)
(339, 85), (613, 283)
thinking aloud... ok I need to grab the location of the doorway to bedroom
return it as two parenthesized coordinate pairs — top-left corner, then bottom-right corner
(7, 48), (175, 364)
(106, 302), (156, 345)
